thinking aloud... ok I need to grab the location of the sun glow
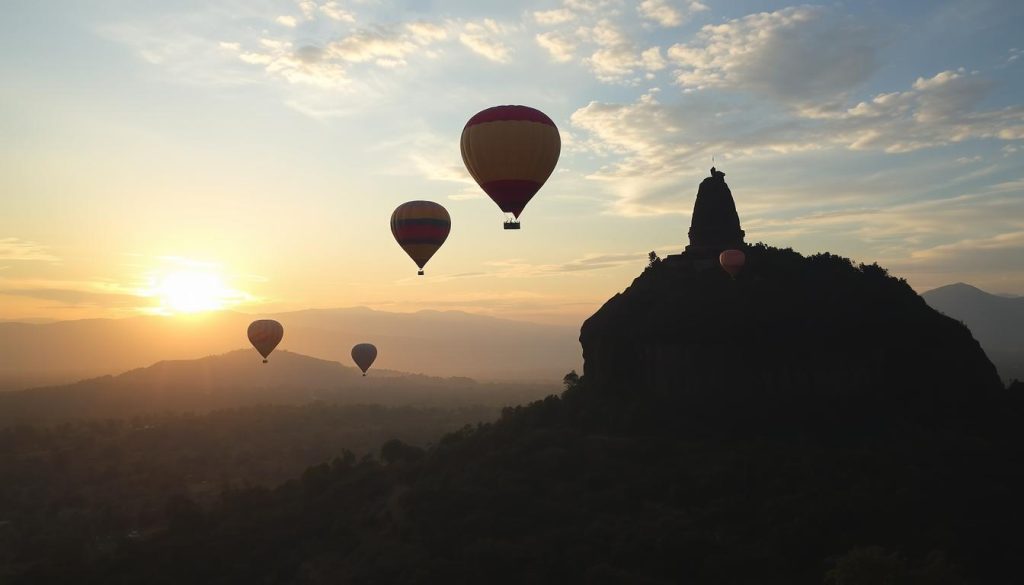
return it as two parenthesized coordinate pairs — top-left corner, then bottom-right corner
(143, 268), (246, 315)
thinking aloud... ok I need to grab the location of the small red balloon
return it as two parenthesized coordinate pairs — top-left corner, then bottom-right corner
(719, 249), (746, 278)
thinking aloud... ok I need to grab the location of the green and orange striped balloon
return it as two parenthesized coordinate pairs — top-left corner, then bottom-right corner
(390, 201), (451, 275)
(461, 105), (560, 227)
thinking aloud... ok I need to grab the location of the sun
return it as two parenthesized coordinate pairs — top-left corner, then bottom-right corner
(153, 270), (232, 314)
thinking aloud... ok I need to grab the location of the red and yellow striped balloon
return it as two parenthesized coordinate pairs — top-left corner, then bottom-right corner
(460, 105), (560, 224)
(391, 201), (451, 275)
(247, 319), (283, 363)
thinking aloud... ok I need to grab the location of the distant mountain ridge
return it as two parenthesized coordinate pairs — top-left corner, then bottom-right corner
(922, 282), (1024, 382)
(0, 349), (556, 425)
(0, 307), (582, 391)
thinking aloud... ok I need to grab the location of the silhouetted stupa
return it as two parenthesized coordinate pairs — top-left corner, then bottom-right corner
(685, 167), (744, 258)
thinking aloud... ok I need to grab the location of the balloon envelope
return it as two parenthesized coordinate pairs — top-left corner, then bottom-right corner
(247, 320), (283, 362)
(351, 343), (378, 375)
(719, 249), (746, 278)
(461, 105), (560, 220)
(391, 201), (451, 275)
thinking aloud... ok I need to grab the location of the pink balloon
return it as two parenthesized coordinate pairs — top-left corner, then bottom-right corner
(719, 249), (746, 278)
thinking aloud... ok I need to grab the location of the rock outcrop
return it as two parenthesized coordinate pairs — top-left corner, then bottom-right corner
(581, 171), (1002, 398)
(685, 167), (744, 258)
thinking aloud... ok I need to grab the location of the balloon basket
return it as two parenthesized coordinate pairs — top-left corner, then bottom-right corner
(503, 220), (521, 230)
(362, 373), (366, 377)
(417, 269), (424, 275)
(262, 359), (268, 364)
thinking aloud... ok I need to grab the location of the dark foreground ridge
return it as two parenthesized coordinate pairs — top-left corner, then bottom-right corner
(13, 173), (1023, 584)
(20, 248), (1021, 585)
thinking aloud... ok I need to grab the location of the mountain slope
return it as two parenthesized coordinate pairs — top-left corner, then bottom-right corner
(0, 307), (581, 391)
(0, 350), (557, 425)
(923, 282), (1024, 381)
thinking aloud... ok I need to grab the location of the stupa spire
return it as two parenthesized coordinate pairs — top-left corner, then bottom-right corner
(685, 167), (745, 257)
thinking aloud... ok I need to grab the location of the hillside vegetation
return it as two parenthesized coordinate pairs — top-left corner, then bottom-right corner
(13, 246), (1021, 584)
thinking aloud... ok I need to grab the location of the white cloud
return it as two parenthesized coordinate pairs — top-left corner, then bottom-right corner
(640, 47), (665, 71)
(297, 0), (317, 20)
(581, 20), (640, 81)
(574, 68), (1024, 173)
(667, 6), (879, 102)
(275, 15), (298, 28)
(534, 8), (576, 25)
(405, 21), (447, 44)
(564, 0), (622, 12)
(459, 19), (512, 62)
(805, 70), (1024, 153)
(320, 1), (355, 22)
(569, 64), (1024, 215)
(327, 31), (418, 65)
(227, 37), (352, 87)
(223, 19), (455, 89)
(638, 0), (688, 27)
(536, 31), (577, 63)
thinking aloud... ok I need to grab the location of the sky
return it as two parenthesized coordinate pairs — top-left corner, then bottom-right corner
(1, 0), (1022, 325)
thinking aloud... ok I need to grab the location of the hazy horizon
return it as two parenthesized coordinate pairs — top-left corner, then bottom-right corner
(0, 280), (1005, 324)
(0, 304), (584, 390)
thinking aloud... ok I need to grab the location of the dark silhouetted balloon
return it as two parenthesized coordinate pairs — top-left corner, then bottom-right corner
(461, 105), (560, 228)
(391, 201), (451, 275)
(247, 320), (283, 363)
(719, 249), (746, 279)
(351, 343), (378, 376)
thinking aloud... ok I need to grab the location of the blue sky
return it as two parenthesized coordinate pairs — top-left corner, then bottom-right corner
(1, 0), (1022, 323)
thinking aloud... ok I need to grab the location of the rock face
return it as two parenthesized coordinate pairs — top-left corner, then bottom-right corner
(686, 167), (744, 258)
(580, 172), (1003, 398)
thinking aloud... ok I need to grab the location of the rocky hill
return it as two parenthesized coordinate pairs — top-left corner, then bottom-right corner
(582, 245), (1003, 398)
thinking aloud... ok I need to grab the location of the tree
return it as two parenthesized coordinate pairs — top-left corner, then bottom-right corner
(563, 370), (581, 391)
(647, 251), (661, 268)
(380, 439), (424, 464)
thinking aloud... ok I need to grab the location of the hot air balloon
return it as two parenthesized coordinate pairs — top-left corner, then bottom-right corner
(247, 319), (283, 363)
(351, 343), (378, 376)
(391, 200), (451, 275)
(461, 105), (560, 229)
(719, 249), (746, 279)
